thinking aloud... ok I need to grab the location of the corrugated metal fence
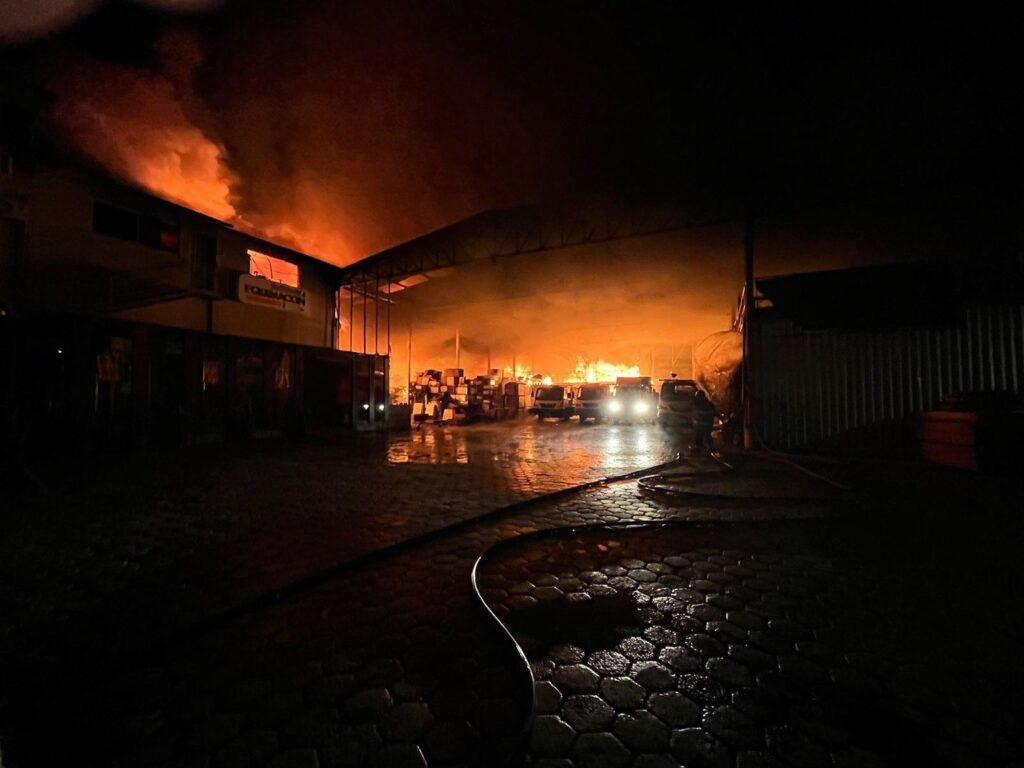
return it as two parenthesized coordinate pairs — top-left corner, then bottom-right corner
(753, 303), (1024, 454)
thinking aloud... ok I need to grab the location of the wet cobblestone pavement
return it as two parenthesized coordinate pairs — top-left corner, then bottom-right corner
(1, 428), (1022, 768)
(0, 422), (680, 643)
(478, 524), (1023, 767)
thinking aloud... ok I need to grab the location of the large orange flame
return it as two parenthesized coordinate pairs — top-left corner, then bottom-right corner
(565, 357), (641, 383)
(51, 60), (238, 223)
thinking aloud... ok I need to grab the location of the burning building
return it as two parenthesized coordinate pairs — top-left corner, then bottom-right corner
(0, 160), (390, 447)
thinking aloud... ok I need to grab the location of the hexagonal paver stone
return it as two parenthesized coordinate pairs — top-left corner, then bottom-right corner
(685, 634), (726, 658)
(599, 677), (647, 710)
(380, 702), (433, 741)
(670, 727), (728, 767)
(676, 673), (727, 705)
(726, 609), (766, 630)
(550, 644), (587, 664)
(588, 650), (631, 676)
(748, 630), (793, 655)
(707, 593), (745, 610)
(630, 661), (675, 691)
(659, 646), (702, 672)
(687, 603), (724, 623)
(535, 681), (563, 714)
(553, 664), (601, 692)
(708, 619), (748, 643)
(648, 691), (701, 727)
(651, 596), (684, 614)
(730, 688), (775, 721)
(343, 687), (393, 719)
(669, 614), (703, 635)
(703, 705), (763, 748)
(563, 695), (617, 732)
(573, 732), (632, 768)
(613, 710), (670, 751)
(535, 586), (564, 601)
(530, 715), (576, 757)
(617, 637), (656, 660)
(643, 625), (680, 647)
(664, 556), (691, 568)
(607, 576), (638, 590)
(727, 643), (775, 671)
(706, 657), (752, 687)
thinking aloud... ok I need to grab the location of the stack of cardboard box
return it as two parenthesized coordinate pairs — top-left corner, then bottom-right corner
(411, 367), (527, 423)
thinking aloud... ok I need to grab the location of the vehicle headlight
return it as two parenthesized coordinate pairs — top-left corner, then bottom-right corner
(608, 400), (622, 413)
(633, 401), (649, 414)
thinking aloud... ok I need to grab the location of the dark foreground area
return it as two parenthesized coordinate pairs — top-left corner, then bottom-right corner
(0, 421), (1021, 767)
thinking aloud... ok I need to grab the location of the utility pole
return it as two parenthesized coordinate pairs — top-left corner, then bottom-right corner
(742, 215), (755, 450)
(407, 322), (413, 405)
(455, 328), (461, 370)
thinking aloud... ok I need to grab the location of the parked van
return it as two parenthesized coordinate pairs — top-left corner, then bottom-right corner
(529, 385), (574, 421)
(573, 383), (611, 423)
(657, 377), (699, 429)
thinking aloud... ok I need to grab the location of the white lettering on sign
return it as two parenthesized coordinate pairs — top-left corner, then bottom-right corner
(238, 274), (308, 314)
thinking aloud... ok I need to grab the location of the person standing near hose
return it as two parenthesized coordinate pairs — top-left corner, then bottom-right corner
(693, 389), (716, 455)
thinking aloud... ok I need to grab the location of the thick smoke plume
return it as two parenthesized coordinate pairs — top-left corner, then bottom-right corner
(50, 36), (238, 223)
(46, 3), (579, 264)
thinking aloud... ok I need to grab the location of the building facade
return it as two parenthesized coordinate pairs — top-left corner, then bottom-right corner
(1, 166), (389, 448)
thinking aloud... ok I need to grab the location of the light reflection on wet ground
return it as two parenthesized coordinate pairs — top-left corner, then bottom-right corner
(387, 421), (677, 478)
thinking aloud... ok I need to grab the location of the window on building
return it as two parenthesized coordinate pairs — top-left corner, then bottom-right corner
(93, 202), (138, 241)
(191, 234), (218, 290)
(248, 250), (300, 287)
(139, 216), (180, 252)
(92, 201), (180, 253)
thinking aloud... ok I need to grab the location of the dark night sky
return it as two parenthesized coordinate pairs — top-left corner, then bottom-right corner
(2, 1), (1021, 262)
